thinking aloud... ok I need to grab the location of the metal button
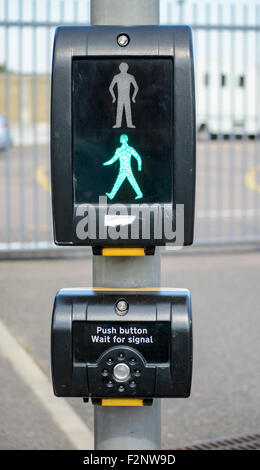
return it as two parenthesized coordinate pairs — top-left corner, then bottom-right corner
(113, 362), (131, 382)
(115, 299), (129, 316)
(117, 34), (129, 47)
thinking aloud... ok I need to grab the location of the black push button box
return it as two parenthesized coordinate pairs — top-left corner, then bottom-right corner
(51, 289), (192, 400)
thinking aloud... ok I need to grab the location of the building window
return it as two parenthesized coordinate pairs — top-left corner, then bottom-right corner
(221, 74), (226, 87)
(204, 72), (209, 86)
(238, 75), (245, 87)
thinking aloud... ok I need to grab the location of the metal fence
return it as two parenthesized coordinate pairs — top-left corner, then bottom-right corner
(0, 0), (260, 253)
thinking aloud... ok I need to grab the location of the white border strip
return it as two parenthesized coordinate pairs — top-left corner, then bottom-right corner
(0, 319), (94, 450)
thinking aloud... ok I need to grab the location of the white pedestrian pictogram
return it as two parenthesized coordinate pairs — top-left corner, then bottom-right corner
(109, 62), (139, 128)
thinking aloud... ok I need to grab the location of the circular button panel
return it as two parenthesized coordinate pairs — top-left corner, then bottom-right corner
(98, 347), (144, 394)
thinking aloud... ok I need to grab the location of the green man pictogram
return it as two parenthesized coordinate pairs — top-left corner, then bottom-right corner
(103, 134), (143, 200)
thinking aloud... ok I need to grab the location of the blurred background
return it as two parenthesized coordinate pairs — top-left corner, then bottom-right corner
(0, 0), (260, 250)
(0, 0), (259, 451)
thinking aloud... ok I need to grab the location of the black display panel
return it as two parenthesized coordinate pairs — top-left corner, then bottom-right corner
(73, 321), (170, 364)
(72, 57), (173, 205)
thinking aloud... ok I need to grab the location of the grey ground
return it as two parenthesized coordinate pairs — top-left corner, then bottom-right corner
(0, 247), (259, 449)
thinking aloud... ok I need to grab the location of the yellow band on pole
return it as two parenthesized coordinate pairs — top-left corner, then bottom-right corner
(101, 398), (144, 407)
(102, 248), (145, 256)
(94, 287), (160, 291)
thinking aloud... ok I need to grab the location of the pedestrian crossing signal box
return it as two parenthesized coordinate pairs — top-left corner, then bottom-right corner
(51, 26), (196, 250)
(51, 289), (192, 401)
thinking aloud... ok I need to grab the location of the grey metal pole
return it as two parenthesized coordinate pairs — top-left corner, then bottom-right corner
(91, 0), (161, 451)
(90, 0), (159, 26)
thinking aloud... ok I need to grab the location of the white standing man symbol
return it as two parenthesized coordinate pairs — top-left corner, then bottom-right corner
(109, 62), (139, 128)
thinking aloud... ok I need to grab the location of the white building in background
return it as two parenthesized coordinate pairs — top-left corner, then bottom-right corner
(160, 0), (260, 138)
(196, 61), (260, 139)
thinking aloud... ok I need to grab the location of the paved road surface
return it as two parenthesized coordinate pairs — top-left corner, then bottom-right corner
(0, 248), (259, 449)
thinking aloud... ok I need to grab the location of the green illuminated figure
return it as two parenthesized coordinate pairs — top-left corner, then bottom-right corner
(103, 134), (143, 200)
